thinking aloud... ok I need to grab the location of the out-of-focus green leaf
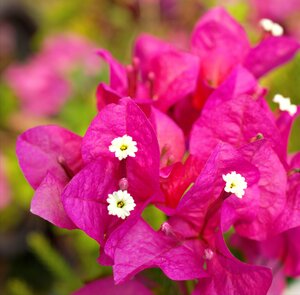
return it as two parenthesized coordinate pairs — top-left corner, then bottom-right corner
(225, 2), (249, 23)
(142, 205), (167, 231)
(54, 228), (112, 281)
(27, 232), (82, 294)
(0, 83), (18, 127)
(261, 54), (300, 153)
(5, 279), (34, 295)
(6, 149), (33, 208)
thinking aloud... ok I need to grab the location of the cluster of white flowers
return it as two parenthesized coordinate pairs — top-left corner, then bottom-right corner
(107, 135), (138, 219)
(259, 18), (284, 37)
(273, 94), (297, 116)
(223, 171), (247, 199)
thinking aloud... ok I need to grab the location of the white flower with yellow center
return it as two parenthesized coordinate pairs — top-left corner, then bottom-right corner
(107, 190), (136, 219)
(109, 135), (138, 160)
(259, 18), (284, 36)
(273, 94), (297, 116)
(222, 171), (247, 199)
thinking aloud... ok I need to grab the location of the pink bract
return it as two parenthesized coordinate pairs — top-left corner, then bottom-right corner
(16, 125), (82, 229)
(96, 7), (299, 136)
(5, 62), (71, 116)
(62, 98), (161, 245)
(106, 144), (272, 294)
(5, 34), (100, 116)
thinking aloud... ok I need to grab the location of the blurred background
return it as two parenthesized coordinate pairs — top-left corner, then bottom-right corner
(0, 0), (299, 294)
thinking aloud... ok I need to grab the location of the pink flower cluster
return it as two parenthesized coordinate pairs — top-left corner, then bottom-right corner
(5, 34), (100, 116)
(16, 7), (300, 295)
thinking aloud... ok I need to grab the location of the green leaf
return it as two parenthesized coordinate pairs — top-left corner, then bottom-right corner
(27, 232), (82, 293)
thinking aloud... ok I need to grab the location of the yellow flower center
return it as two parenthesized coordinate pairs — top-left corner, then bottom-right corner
(230, 182), (236, 189)
(117, 201), (125, 208)
(120, 144), (128, 151)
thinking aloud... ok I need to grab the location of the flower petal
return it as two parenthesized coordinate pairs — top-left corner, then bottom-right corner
(31, 172), (76, 229)
(243, 36), (300, 78)
(16, 125), (82, 189)
(82, 98), (160, 199)
(191, 7), (250, 60)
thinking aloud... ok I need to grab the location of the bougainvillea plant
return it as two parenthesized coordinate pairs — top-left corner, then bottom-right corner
(16, 7), (300, 295)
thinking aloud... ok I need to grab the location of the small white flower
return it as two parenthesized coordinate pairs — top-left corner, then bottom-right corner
(222, 171), (247, 199)
(107, 190), (136, 219)
(109, 135), (138, 160)
(259, 18), (284, 36)
(288, 104), (297, 116)
(271, 23), (284, 36)
(273, 94), (284, 104)
(273, 94), (297, 116)
(260, 18), (273, 31)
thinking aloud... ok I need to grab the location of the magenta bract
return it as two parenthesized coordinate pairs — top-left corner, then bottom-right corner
(62, 98), (160, 244)
(191, 7), (250, 60)
(107, 144), (272, 294)
(96, 7), (298, 137)
(16, 125), (82, 229)
(82, 97), (160, 197)
(190, 67), (285, 166)
(152, 108), (185, 167)
(243, 36), (300, 78)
